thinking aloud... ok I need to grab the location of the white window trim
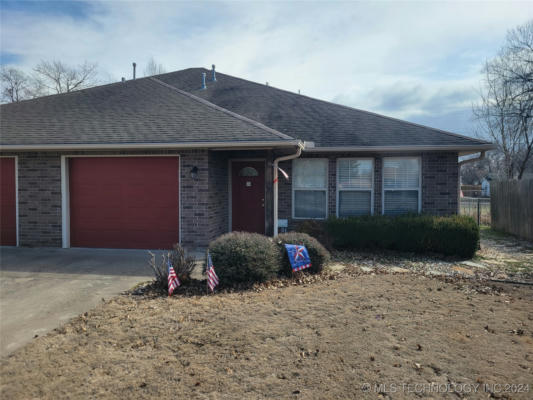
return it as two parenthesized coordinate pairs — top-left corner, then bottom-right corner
(381, 156), (422, 215)
(336, 157), (374, 217)
(291, 158), (328, 220)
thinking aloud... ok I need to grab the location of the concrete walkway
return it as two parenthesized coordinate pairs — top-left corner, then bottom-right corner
(0, 247), (156, 357)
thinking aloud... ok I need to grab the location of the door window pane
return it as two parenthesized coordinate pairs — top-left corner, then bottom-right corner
(238, 167), (259, 177)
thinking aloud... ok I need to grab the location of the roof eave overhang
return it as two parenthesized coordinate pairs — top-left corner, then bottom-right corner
(0, 140), (303, 152)
(303, 144), (496, 155)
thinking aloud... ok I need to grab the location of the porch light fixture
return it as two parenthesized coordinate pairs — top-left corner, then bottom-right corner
(190, 166), (198, 180)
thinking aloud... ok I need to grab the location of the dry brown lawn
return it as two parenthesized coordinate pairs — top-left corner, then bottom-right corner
(1, 269), (532, 399)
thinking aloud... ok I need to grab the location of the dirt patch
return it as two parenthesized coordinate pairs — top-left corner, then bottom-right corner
(1, 270), (532, 399)
(476, 227), (533, 279)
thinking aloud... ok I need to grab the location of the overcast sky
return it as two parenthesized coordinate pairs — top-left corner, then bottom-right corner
(1, 1), (532, 136)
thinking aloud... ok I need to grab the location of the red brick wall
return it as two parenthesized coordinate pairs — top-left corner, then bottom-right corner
(278, 151), (459, 230)
(1, 149), (459, 247)
(5, 149), (222, 248)
(207, 151), (229, 241)
(17, 152), (62, 246)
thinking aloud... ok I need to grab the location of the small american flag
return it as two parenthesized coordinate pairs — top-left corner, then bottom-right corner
(206, 252), (219, 292)
(167, 257), (180, 296)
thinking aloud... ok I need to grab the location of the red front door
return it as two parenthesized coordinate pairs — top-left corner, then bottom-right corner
(231, 161), (265, 234)
(69, 156), (179, 249)
(0, 158), (17, 246)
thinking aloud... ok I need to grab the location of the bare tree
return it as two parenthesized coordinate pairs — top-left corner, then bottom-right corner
(1, 66), (31, 102)
(33, 60), (98, 94)
(474, 20), (533, 179)
(460, 152), (506, 184)
(143, 57), (166, 77)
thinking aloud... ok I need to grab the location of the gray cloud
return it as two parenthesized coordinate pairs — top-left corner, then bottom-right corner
(1, 1), (531, 134)
(371, 84), (474, 114)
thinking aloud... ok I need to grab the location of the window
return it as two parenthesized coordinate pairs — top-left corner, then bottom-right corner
(337, 159), (373, 217)
(238, 166), (259, 177)
(382, 157), (421, 215)
(292, 159), (328, 219)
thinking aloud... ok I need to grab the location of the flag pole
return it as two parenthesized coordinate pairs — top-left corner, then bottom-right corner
(206, 250), (209, 296)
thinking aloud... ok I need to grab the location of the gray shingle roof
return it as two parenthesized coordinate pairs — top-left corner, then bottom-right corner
(0, 76), (295, 147)
(1, 66), (492, 151)
(157, 68), (492, 149)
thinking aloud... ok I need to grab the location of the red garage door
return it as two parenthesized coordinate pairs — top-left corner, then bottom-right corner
(0, 158), (17, 246)
(69, 157), (179, 249)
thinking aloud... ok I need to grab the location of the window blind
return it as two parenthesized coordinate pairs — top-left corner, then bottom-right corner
(337, 159), (373, 189)
(293, 159), (327, 189)
(293, 159), (328, 219)
(384, 190), (419, 215)
(383, 158), (420, 215)
(337, 159), (373, 217)
(383, 158), (420, 189)
(294, 191), (327, 219)
(339, 191), (372, 217)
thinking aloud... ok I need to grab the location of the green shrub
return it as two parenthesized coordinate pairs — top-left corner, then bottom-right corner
(295, 220), (333, 250)
(208, 232), (279, 284)
(326, 214), (479, 258)
(426, 215), (480, 258)
(276, 232), (331, 276)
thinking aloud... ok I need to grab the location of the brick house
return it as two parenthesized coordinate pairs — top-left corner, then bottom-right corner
(0, 66), (493, 249)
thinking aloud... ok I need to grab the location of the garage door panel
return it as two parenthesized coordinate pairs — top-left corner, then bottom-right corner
(0, 158), (17, 246)
(69, 157), (179, 249)
(73, 209), (178, 231)
(73, 185), (177, 208)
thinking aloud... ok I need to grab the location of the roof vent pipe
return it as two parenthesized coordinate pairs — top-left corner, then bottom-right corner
(132, 62), (136, 79)
(201, 72), (207, 89)
(211, 64), (216, 82)
(121, 77), (125, 82)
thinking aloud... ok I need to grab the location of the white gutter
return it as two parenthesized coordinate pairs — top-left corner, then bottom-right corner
(273, 143), (304, 237)
(0, 140), (302, 152)
(458, 151), (486, 167)
(304, 144), (496, 153)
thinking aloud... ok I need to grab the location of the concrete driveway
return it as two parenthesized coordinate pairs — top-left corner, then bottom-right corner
(0, 247), (154, 357)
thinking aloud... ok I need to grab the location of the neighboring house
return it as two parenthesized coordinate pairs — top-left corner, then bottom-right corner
(461, 184), (482, 198)
(481, 176), (492, 197)
(0, 66), (494, 249)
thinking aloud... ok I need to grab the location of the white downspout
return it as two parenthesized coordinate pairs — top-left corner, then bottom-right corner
(273, 143), (304, 236)
(457, 151), (486, 213)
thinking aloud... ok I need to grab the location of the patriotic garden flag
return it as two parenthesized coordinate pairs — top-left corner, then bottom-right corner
(167, 257), (180, 296)
(284, 244), (312, 272)
(206, 252), (219, 292)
